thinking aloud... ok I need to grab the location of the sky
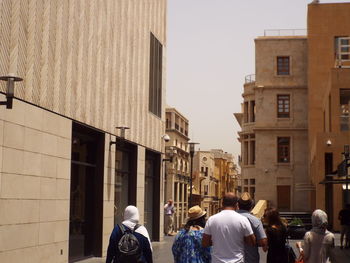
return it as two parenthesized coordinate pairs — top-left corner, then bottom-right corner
(166, 0), (349, 161)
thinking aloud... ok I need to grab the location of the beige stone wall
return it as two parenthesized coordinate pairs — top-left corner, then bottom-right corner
(239, 37), (311, 211)
(0, 96), (72, 262)
(0, 0), (166, 152)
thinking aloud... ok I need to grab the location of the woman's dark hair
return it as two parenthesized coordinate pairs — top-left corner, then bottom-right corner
(264, 207), (283, 226)
(184, 215), (206, 232)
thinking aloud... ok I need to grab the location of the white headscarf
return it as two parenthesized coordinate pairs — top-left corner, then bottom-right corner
(311, 209), (328, 235)
(122, 205), (153, 250)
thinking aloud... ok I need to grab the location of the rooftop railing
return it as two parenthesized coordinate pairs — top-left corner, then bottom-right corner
(245, 74), (255, 84)
(264, 29), (307, 37)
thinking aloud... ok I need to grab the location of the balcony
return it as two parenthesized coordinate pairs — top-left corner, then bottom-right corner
(263, 29), (306, 37)
(245, 74), (255, 84)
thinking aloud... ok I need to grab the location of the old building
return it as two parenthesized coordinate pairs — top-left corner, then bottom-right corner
(164, 107), (190, 230)
(235, 33), (312, 212)
(307, 2), (350, 230)
(0, 1), (166, 262)
(212, 149), (238, 199)
(192, 151), (218, 216)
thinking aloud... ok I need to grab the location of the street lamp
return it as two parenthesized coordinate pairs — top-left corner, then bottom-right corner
(0, 74), (23, 109)
(188, 142), (199, 208)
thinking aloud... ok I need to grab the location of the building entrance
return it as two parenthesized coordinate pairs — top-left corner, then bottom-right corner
(144, 150), (161, 241)
(69, 123), (104, 262)
(277, 185), (291, 211)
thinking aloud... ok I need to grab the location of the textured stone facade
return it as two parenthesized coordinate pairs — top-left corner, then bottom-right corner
(235, 36), (312, 212)
(0, 1), (167, 262)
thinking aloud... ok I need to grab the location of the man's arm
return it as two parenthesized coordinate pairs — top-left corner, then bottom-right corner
(244, 234), (256, 246)
(258, 238), (268, 252)
(202, 233), (212, 247)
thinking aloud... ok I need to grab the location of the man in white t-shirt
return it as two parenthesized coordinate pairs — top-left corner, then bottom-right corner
(202, 193), (255, 263)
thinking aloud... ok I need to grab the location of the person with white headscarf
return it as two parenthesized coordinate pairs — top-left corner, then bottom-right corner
(296, 209), (335, 263)
(106, 205), (153, 263)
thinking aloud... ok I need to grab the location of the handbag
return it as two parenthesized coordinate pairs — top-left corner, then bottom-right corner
(285, 242), (297, 263)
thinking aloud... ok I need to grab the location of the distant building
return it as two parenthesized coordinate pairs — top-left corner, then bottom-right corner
(234, 34), (312, 212)
(0, 1), (166, 262)
(307, 2), (350, 230)
(164, 107), (190, 230)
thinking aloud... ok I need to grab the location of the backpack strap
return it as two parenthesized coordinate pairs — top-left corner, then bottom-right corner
(118, 224), (126, 235)
(133, 224), (141, 232)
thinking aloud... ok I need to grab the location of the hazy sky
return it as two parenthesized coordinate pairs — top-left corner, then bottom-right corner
(166, 0), (349, 160)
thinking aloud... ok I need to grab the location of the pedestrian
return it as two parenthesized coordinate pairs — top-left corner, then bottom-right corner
(338, 203), (350, 249)
(172, 205), (211, 263)
(106, 205), (153, 263)
(264, 207), (288, 263)
(237, 192), (268, 263)
(164, 199), (175, 236)
(296, 209), (335, 263)
(202, 192), (255, 263)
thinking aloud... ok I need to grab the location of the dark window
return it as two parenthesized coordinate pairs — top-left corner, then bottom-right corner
(340, 89), (350, 131)
(277, 137), (290, 163)
(277, 95), (290, 118)
(149, 33), (163, 117)
(250, 101), (256, 122)
(335, 36), (350, 61)
(277, 56), (290, 75)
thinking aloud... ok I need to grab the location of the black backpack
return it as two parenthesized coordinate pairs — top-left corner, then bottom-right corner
(116, 224), (142, 263)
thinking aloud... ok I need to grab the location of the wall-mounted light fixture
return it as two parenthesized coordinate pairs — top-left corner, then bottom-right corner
(110, 126), (130, 146)
(326, 139), (332, 146)
(164, 146), (177, 162)
(0, 74), (23, 109)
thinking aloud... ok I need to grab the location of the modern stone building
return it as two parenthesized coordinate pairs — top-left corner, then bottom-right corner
(235, 34), (312, 212)
(164, 107), (190, 230)
(0, 1), (167, 262)
(307, 2), (350, 230)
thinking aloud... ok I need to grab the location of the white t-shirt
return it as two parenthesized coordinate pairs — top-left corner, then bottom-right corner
(164, 203), (174, 215)
(204, 209), (253, 263)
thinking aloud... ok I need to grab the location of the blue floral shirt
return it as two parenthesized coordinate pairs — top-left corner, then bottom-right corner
(172, 228), (211, 263)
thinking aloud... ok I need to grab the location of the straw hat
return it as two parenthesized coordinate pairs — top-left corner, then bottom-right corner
(238, 192), (254, 208)
(187, 205), (206, 221)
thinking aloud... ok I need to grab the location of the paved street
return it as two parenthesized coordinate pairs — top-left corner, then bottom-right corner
(78, 233), (350, 263)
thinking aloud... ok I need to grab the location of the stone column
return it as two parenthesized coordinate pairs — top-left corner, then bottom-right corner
(136, 145), (146, 224)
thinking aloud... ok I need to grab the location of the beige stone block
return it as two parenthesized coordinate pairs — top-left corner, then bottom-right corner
(39, 222), (56, 245)
(104, 183), (114, 201)
(38, 243), (59, 263)
(103, 201), (114, 218)
(59, 117), (72, 139)
(1, 173), (40, 199)
(0, 146), (3, 174)
(55, 200), (69, 221)
(0, 223), (39, 251)
(54, 221), (69, 243)
(42, 110), (62, 136)
(56, 158), (70, 179)
(0, 246), (40, 263)
(103, 216), (114, 235)
(24, 127), (43, 153)
(56, 137), (71, 159)
(42, 133), (57, 156)
(56, 179), (70, 200)
(24, 103), (43, 131)
(41, 155), (57, 178)
(0, 120), (4, 146)
(40, 177), (57, 200)
(102, 233), (111, 257)
(39, 200), (57, 222)
(0, 199), (39, 225)
(3, 122), (25, 150)
(3, 99), (26, 126)
(23, 151), (41, 176)
(2, 147), (23, 174)
(55, 241), (69, 263)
